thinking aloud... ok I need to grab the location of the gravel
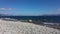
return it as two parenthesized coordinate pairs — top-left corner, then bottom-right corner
(0, 20), (60, 34)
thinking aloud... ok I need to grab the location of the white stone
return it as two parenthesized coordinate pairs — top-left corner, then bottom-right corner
(0, 19), (60, 34)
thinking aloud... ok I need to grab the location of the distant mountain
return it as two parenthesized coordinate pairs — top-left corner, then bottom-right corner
(42, 14), (60, 16)
(0, 13), (60, 16)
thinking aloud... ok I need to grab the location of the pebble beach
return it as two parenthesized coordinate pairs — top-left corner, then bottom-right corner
(0, 19), (60, 34)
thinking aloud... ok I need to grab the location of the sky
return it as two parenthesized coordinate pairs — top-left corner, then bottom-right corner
(0, 0), (60, 16)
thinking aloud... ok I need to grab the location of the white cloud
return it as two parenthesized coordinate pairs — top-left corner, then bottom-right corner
(50, 8), (60, 15)
(0, 8), (15, 10)
(57, 9), (60, 11)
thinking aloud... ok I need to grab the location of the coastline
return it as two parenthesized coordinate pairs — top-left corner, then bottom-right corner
(0, 19), (60, 34)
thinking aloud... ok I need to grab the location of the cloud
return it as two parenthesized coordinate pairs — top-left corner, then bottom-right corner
(57, 9), (60, 11)
(51, 8), (60, 14)
(0, 8), (15, 10)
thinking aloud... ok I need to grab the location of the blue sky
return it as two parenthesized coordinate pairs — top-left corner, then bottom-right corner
(0, 0), (60, 16)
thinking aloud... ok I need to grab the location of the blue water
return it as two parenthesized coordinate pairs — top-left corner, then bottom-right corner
(0, 16), (60, 23)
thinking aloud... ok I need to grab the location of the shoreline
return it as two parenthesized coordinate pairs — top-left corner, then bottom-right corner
(0, 18), (60, 30)
(0, 19), (60, 34)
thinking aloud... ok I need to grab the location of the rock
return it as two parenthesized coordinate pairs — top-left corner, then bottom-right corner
(0, 19), (60, 34)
